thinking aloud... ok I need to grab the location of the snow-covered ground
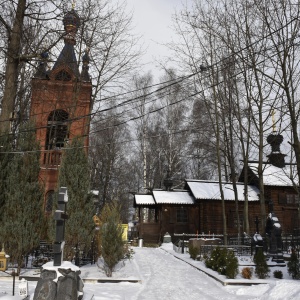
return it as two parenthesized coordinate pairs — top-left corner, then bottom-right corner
(1, 243), (300, 299)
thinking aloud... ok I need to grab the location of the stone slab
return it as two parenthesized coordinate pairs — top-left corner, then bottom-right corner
(82, 292), (94, 300)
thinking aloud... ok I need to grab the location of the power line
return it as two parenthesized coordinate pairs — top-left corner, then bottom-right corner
(0, 14), (298, 146)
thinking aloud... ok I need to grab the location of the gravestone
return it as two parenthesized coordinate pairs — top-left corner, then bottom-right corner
(252, 216), (264, 254)
(265, 200), (285, 264)
(33, 187), (86, 300)
(18, 278), (28, 298)
(53, 187), (68, 266)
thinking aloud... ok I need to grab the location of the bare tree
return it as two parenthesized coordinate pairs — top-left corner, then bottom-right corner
(0, 0), (140, 134)
(153, 69), (189, 187)
(0, 0), (62, 133)
(89, 112), (134, 221)
(170, 0), (294, 234)
(129, 72), (155, 191)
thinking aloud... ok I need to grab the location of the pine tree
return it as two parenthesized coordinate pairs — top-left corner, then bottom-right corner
(0, 123), (44, 274)
(58, 137), (94, 262)
(288, 250), (300, 279)
(100, 202), (124, 277)
(254, 249), (269, 279)
(0, 132), (14, 218)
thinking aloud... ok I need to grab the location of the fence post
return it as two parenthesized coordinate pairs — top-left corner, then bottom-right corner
(182, 233), (185, 254)
(12, 269), (15, 296)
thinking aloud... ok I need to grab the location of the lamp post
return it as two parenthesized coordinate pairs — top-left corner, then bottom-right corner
(12, 269), (15, 296)
(2, 269), (16, 296)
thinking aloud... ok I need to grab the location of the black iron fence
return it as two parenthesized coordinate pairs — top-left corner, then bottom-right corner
(172, 232), (300, 258)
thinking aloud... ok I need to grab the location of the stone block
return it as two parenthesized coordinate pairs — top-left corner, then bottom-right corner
(33, 270), (57, 300)
(56, 268), (82, 300)
(33, 265), (84, 300)
(163, 232), (172, 243)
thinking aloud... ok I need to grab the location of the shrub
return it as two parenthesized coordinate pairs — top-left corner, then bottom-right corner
(203, 253), (209, 265)
(273, 270), (283, 279)
(216, 248), (228, 275)
(225, 250), (239, 279)
(241, 267), (252, 279)
(100, 202), (124, 277)
(205, 247), (224, 272)
(254, 249), (269, 279)
(288, 250), (300, 279)
(204, 247), (238, 279)
(123, 243), (134, 260)
(188, 244), (199, 260)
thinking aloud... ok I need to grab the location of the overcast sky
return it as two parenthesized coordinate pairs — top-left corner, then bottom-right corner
(126, 0), (186, 79)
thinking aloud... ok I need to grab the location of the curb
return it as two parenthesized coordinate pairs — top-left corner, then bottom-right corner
(160, 247), (271, 286)
(83, 278), (141, 283)
(18, 276), (141, 284)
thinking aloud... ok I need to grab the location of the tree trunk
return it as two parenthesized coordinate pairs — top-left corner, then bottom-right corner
(0, 0), (26, 133)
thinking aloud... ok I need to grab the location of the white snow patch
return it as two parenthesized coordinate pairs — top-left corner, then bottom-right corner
(42, 261), (80, 283)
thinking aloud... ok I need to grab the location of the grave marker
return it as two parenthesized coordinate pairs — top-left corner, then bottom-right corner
(53, 187), (68, 266)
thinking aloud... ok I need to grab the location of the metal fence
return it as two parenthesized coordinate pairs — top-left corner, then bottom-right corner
(172, 232), (300, 257)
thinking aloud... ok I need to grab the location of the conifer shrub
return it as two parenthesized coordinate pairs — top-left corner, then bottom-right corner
(216, 248), (228, 275)
(254, 249), (269, 279)
(225, 249), (239, 279)
(205, 247), (222, 272)
(273, 270), (283, 279)
(188, 244), (199, 260)
(241, 267), (252, 279)
(287, 250), (300, 279)
(204, 246), (238, 279)
(100, 202), (125, 277)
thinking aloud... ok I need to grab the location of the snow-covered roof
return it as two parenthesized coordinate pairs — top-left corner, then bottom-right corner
(134, 180), (260, 206)
(248, 163), (298, 186)
(186, 180), (259, 201)
(135, 194), (155, 205)
(134, 190), (195, 205)
(153, 190), (194, 204)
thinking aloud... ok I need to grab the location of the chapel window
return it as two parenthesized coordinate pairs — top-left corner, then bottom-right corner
(55, 70), (71, 81)
(46, 110), (69, 150)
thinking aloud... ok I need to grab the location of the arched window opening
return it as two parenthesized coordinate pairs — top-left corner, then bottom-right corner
(45, 190), (55, 213)
(46, 110), (69, 150)
(55, 70), (71, 81)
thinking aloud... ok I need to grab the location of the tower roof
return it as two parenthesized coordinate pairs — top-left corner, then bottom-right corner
(34, 51), (49, 79)
(52, 43), (80, 78)
(51, 9), (81, 79)
(80, 49), (91, 82)
(63, 9), (80, 32)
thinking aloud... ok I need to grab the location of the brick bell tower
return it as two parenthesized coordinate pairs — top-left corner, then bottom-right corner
(30, 9), (92, 213)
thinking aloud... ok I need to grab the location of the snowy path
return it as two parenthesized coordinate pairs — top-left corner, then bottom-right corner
(131, 247), (257, 300)
(2, 246), (300, 299)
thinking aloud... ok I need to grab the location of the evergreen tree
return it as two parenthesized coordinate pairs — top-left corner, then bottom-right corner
(254, 249), (269, 279)
(0, 123), (44, 274)
(100, 202), (124, 277)
(58, 137), (94, 262)
(204, 247), (238, 279)
(0, 132), (14, 218)
(288, 250), (300, 279)
(225, 249), (239, 279)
